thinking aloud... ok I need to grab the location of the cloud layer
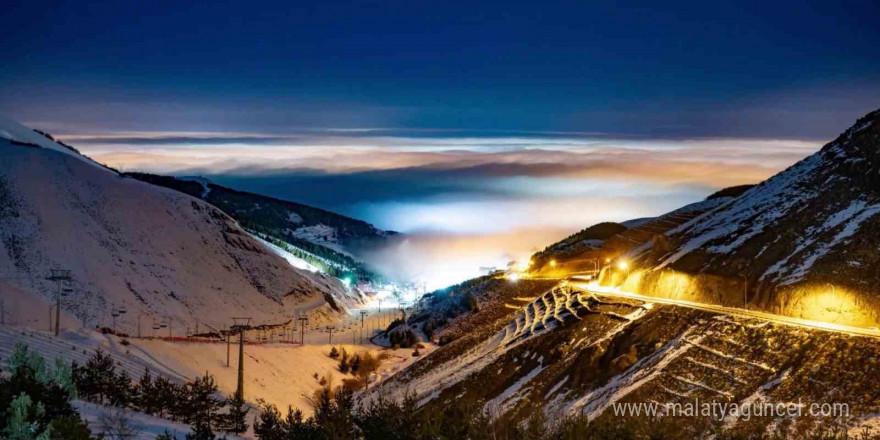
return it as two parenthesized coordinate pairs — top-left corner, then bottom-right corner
(60, 131), (819, 289)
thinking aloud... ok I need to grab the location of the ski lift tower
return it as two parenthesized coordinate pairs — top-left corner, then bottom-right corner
(298, 315), (309, 345)
(46, 270), (71, 337)
(231, 317), (252, 401)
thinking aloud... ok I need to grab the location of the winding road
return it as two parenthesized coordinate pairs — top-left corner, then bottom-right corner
(569, 282), (880, 339)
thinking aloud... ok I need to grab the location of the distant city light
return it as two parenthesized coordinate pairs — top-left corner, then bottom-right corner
(516, 260), (532, 271)
(549, 259), (557, 267)
(617, 261), (629, 270)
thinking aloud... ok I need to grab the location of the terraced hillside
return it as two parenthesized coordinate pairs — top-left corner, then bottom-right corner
(407, 277), (559, 346)
(369, 281), (879, 436)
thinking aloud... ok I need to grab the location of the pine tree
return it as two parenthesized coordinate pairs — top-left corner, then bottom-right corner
(108, 370), (134, 408)
(184, 422), (214, 440)
(153, 375), (181, 420)
(339, 349), (350, 374)
(349, 355), (360, 374)
(135, 369), (160, 416)
(328, 347), (340, 359)
(0, 345), (91, 440)
(312, 387), (357, 440)
(76, 350), (117, 404)
(47, 416), (93, 440)
(253, 404), (285, 440)
(2, 393), (44, 440)
(285, 407), (320, 439)
(217, 395), (248, 435)
(182, 373), (222, 429)
(156, 430), (177, 440)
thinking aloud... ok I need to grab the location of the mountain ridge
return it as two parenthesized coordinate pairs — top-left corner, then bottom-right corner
(367, 109), (880, 435)
(0, 117), (352, 331)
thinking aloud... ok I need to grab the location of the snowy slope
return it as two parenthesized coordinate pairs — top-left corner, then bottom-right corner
(0, 118), (350, 331)
(364, 111), (880, 435)
(125, 172), (391, 282)
(630, 109), (880, 327)
(369, 283), (880, 434)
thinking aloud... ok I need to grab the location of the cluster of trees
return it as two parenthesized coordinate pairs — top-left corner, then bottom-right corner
(0, 343), (96, 440)
(250, 388), (605, 440)
(387, 329), (417, 349)
(250, 384), (880, 440)
(336, 350), (358, 375)
(72, 350), (247, 440)
(327, 349), (386, 390)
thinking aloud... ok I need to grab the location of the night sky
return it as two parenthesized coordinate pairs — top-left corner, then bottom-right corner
(4, 0), (879, 137)
(3, 0), (879, 287)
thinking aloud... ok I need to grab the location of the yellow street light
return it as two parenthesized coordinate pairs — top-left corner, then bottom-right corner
(549, 259), (557, 267)
(617, 261), (629, 270)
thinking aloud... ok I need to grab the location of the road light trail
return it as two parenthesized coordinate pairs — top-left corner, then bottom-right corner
(569, 282), (880, 339)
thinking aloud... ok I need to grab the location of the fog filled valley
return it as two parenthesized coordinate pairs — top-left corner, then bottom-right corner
(3, 2), (880, 437)
(0, 108), (877, 440)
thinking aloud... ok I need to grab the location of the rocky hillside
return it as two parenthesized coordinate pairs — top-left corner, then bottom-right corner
(367, 110), (880, 436)
(604, 109), (880, 328)
(370, 283), (879, 436)
(0, 116), (350, 332)
(125, 172), (392, 283)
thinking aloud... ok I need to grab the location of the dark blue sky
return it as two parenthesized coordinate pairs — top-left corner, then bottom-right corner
(3, 0), (879, 139)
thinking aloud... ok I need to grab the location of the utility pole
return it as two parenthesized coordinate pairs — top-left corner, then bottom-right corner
(226, 330), (230, 366)
(735, 273), (748, 308)
(327, 326), (335, 344)
(232, 318), (252, 401)
(298, 316), (308, 345)
(47, 270), (71, 337)
(111, 310), (119, 334)
(360, 311), (367, 343)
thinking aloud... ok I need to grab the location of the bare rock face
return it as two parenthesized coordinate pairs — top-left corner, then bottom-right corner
(0, 117), (348, 331)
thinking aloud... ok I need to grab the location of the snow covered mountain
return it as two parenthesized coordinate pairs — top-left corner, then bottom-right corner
(366, 110), (880, 435)
(125, 172), (393, 283)
(0, 116), (351, 332)
(615, 108), (880, 328)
